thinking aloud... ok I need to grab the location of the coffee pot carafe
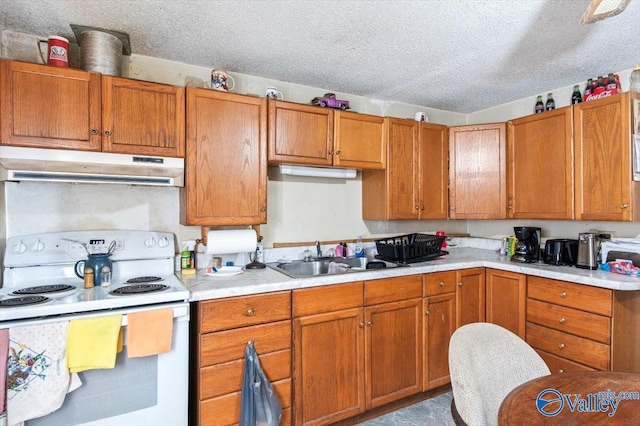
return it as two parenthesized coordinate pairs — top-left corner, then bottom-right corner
(511, 226), (541, 263)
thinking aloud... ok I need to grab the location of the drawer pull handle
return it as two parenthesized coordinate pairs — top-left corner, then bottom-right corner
(560, 291), (567, 298)
(559, 343), (565, 350)
(246, 308), (254, 316)
(559, 318), (566, 324)
(439, 282), (445, 287)
(558, 369), (564, 374)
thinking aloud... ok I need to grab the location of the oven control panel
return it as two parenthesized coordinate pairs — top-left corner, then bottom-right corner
(4, 230), (176, 267)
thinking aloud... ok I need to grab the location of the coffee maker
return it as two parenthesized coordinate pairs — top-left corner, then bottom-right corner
(511, 226), (541, 263)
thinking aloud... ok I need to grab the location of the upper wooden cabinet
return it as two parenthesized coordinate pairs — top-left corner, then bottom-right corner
(268, 100), (386, 169)
(101, 76), (185, 157)
(0, 60), (185, 157)
(574, 92), (640, 221)
(0, 59), (101, 151)
(181, 88), (267, 226)
(449, 123), (507, 219)
(362, 119), (448, 220)
(507, 107), (573, 219)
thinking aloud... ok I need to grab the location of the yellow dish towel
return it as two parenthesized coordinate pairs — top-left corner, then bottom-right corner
(127, 308), (173, 358)
(67, 315), (122, 373)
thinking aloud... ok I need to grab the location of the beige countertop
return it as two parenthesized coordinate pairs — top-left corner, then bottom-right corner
(182, 247), (640, 302)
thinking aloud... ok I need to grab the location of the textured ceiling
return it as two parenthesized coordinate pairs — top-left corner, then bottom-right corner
(2, 0), (640, 113)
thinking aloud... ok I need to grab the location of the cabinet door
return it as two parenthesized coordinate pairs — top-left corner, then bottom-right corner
(508, 107), (573, 219)
(0, 60), (101, 150)
(182, 88), (267, 225)
(361, 118), (415, 220)
(418, 123), (449, 219)
(485, 268), (526, 338)
(101, 76), (185, 157)
(456, 268), (485, 327)
(424, 292), (456, 390)
(293, 308), (365, 426)
(449, 123), (507, 219)
(365, 299), (422, 409)
(574, 93), (636, 221)
(334, 111), (386, 169)
(267, 100), (333, 166)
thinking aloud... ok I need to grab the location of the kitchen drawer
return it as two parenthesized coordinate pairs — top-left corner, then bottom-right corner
(200, 349), (291, 400)
(527, 276), (612, 316)
(423, 271), (457, 296)
(526, 322), (609, 370)
(200, 320), (291, 366)
(536, 349), (597, 375)
(364, 275), (422, 305)
(293, 281), (363, 317)
(200, 378), (292, 426)
(199, 291), (291, 332)
(527, 298), (611, 344)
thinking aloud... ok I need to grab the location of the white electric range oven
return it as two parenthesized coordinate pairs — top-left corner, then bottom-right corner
(0, 230), (189, 426)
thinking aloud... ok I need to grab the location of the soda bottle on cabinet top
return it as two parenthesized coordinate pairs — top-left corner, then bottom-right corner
(545, 93), (555, 111)
(594, 76), (605, 95)
(534, 95), (544, 114)
(571, 85), (582, 104)
(605, 73), (617, 91)
(630, 65), (640, 93)
(584, 78), (594, 100)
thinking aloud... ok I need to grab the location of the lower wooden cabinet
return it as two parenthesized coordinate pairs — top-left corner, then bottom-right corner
(456, 268), (486, 327)
(485, 268), (525, 338)
(292, 276), (423, 426)
(192, 291), (292, 426)
(423, 292), (456, 390)
(525, 276), (640, 374)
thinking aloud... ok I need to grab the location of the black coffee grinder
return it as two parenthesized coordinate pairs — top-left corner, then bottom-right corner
(511, 226), (541, 263)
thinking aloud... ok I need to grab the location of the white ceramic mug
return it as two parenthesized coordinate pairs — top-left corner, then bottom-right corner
(211, 69), (235, 92)
(266, 86), (283, 100)
(414, 112), (428, 122)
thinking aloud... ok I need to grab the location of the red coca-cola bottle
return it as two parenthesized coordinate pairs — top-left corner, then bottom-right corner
(583, 78), (594, 101)
(593, 76), (605, 96)
(606, 73), (617, 91)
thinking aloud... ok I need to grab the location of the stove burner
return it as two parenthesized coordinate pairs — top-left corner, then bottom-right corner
(11, 284), (76, 296)
(125, 276), (164, 284)
(0, 296), (50, 308)
(110, 284), (169, 295)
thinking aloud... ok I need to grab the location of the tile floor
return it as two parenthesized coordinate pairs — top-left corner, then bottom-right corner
(357, 391), (455, 425)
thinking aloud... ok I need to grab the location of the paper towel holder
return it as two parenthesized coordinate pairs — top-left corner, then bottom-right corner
(246, 235), (266, 270)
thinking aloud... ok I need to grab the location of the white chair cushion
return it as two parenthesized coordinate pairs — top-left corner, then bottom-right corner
(449, 322), (550, 426)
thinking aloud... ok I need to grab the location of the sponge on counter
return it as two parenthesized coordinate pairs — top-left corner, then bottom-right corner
(181, 268), (197, 276)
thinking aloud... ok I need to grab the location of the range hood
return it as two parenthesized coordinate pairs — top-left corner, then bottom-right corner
(0, 146), (184, 186)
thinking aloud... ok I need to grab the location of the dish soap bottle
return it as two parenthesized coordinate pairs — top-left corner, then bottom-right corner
(355, 235), (365, 258)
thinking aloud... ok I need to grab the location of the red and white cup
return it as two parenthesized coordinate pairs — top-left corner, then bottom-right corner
(46, 36), (69, 67)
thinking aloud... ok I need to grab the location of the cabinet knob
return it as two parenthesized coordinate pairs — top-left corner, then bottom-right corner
(260, 206), (267, 212)
(439, 281), (445, 287)
(415, 205), (420, 210)
(425, 310), (431, 316)
(420, 205), (425, 211)
(335, 150), (341, 155)
(508, 205), (513, 210)
(621, 203), (629, 209)
(559, 317), (566, 324)
(246, 308), (254, 316)
(359, 322), (365, 328)
(560, 291), (567, 298)
(328, 150), (334, 155)
(90, 129), (98, 135)
(367, 321), (373, 327)
(558, 369), (564, 374)
(104, 130), (112, 136)
(558, 343), (565, 350)
(458, 282), (463, 287)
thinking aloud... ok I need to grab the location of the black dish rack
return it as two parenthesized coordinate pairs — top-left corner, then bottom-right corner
(375, 233), (448, 264)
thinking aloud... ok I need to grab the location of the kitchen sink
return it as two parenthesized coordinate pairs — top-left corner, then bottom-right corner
(267, 256), (404, 278)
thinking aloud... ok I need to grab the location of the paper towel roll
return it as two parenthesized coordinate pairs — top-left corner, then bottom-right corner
(206, 229), (257, 255)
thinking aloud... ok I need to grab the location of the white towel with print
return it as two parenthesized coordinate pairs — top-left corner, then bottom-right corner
(7, 322), (81, 425)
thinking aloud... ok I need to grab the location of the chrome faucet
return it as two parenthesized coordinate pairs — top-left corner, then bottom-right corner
(315, 241), (322, 258)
